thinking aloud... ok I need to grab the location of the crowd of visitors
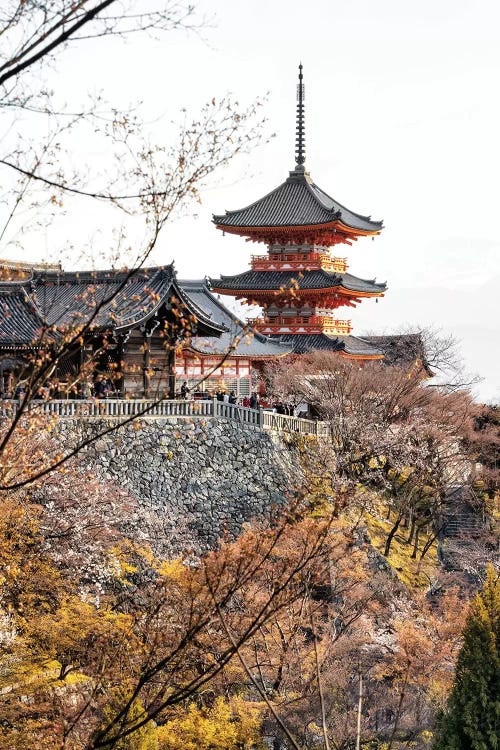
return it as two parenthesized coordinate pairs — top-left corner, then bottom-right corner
(178, 387), (296, 414)
(178, 385), (265, 409)
(6, 376), (114, 401)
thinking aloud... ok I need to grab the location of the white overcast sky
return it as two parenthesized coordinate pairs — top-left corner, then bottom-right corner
(11, 0), (500, 401)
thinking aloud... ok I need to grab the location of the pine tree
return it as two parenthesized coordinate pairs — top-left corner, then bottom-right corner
(433, 565), (499, 750)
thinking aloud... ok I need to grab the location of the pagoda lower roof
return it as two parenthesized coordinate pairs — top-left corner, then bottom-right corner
(274, 332), (385, 358)
(179, 279), (292, 358)
(213, 169), (383, 235)
(210, 269), (386, 295)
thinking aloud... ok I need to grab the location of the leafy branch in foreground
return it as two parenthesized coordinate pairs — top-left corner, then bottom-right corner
(0, 1), (200, 90)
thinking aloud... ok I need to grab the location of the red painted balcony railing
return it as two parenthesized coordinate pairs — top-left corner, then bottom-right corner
(250, 254), (348, 272)
(248, 316), (352, 334)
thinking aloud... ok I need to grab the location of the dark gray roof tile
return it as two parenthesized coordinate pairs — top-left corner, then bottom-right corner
(213, 172), (383, 233)
(211, 269), (386, 295)
(179, 279), (292, 358)
(275, 333), (384, 357)
(30, 267), (176, 331)
(0, 287), (48, 347)
(0, 266), (226, 348)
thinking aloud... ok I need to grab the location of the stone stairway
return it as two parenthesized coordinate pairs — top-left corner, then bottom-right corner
(438, 485), (490, 579)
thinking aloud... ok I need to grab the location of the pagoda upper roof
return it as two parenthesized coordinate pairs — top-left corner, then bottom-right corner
(179, 279), (292, 359)
(211, 269), (386, 295)
(214, 64), (383, 239)
(213, 169), (383, 235)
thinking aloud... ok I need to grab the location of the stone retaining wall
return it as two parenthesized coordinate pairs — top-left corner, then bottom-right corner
(57, 417), (300, 553)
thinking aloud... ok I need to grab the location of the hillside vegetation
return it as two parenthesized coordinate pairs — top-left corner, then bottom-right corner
(0, 354), (498, 749)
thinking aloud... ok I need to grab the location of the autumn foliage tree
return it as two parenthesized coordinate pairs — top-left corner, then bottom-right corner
(0, 392), (478, 749)
(1, 442), (353, 750)
(266, 351), (476, 566)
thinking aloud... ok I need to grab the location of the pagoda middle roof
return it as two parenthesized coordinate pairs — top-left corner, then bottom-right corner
(213, 170), (383, 233)
(179, 279), (292, 358)
(211, 269), (386, 295)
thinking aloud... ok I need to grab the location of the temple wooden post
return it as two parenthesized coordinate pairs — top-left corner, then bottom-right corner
(78, 342), (94, 397)
(168, 344), (176, 400)
(116, 335), (125, 397)
(142, 331), (151, 398)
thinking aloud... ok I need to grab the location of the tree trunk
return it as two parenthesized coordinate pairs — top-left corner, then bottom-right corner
(411, 524), (421, 559)
(384, 513), (403, 556)
(417, 531), (439, 570)
(387, 667), (409, 750)
(407, 516), (416, 544)
(355, 671), (363, 750)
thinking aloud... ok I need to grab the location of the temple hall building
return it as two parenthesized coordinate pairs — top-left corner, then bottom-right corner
(176, 279), (290, 396)
(0, 261), (289, 398)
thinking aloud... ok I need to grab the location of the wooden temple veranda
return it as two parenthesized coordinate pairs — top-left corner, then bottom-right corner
(0, 396), (329, 436)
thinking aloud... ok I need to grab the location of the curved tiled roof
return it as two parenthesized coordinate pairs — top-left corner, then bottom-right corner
(363, 334), (433, 374)
(0, 285), (48, 347)
(211, 269), (386, 295)
(213, 171), (383, 233)
(30, 267), (176, 331)
(274, 332), (384, 358)
(179, 279), (292, 358)
(26, 266), (225, 336)
(0, 266), (226, 349)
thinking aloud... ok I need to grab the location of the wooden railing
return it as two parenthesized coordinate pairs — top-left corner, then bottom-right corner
(250, 254), (348, 273)
(262, 410), (329, 436)
(248, 316), (352, 334)
(0, 399), (328, 436)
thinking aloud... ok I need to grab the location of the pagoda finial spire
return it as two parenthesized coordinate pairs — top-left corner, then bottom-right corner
(295, 62), (306, 169)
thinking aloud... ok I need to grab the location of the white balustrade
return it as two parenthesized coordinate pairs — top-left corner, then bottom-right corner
(0, 399), (327, 436)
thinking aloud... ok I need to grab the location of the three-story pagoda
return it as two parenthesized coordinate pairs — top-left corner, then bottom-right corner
(211, 65), (387, 360)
